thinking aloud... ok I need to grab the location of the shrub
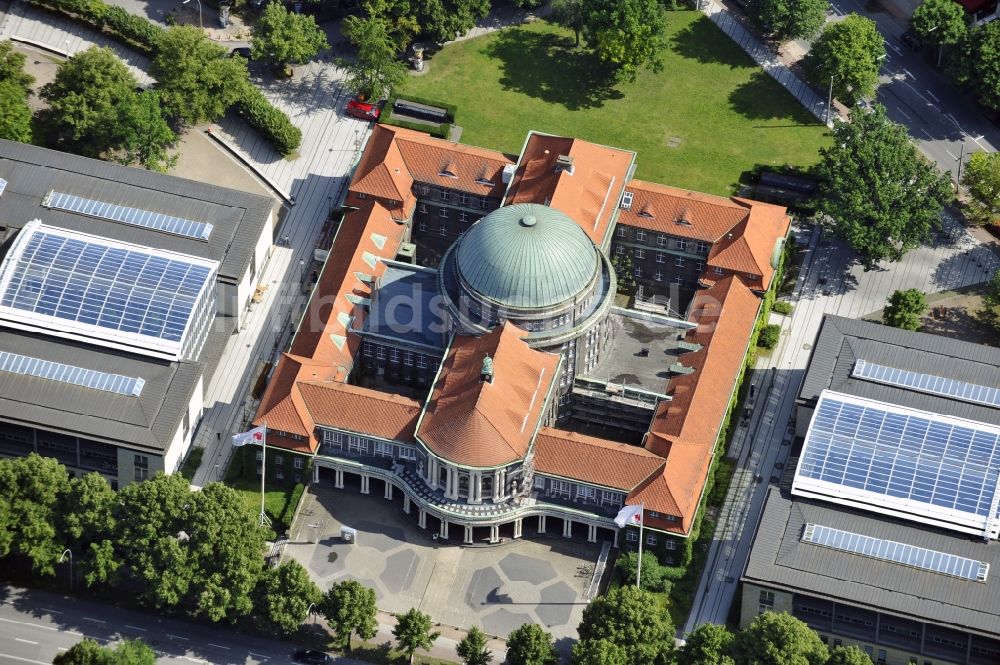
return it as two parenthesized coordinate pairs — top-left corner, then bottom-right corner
(101, 6), (164, 51)
(380, 115), (449, 138)
(238, 86), (302, 156)
(758, 323), (780, 349)
(772, 300), (794, 315)
(614, 551), (672, 593)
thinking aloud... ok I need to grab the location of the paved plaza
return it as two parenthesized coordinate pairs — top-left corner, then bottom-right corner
(285, 487), (599, 641)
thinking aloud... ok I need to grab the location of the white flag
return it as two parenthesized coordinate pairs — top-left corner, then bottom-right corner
(614, 504), (643, 528)
(232, 425), (265, 447)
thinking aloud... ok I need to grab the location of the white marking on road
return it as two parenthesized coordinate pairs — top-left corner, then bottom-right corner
(83, 617), (106, 624)
(896, 108), (911, 120)
(920, 128), (934, 140)
(167, 634), (189, 641)
(14, 639), (38, 645)
(248, 652), (270, 659)
(888, 43), (902, 55)
(902, 68), (914, 79)
(206, 643), (230, 650)
(124, 625), (146, 632)
(946, 149), (958, 160)
(926, 89), (940, 102)
(38, 608), (62, 615)
(0, 652), (49, 665)
(0, 617), (60, 633)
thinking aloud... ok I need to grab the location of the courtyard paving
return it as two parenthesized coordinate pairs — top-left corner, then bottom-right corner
(284, 487), (599, 641)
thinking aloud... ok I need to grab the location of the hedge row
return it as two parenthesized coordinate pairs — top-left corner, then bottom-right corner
(238, 85), (301, 156)
(380, 115), (450, 139)
(392, 93), (458, 123)
(20, 0), (301, 155)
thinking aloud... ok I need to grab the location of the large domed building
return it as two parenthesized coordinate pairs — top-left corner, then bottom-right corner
(438, 203), (616, 386)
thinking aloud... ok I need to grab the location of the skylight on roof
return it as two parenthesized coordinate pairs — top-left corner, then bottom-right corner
(853, 359), (1000, 409)
(43, 190), (213, 241)
(802, 523), (989, 582)
(0, 350), (144, 396)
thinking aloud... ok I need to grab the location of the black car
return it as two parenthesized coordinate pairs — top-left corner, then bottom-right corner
(292, 650), (330, 665)
(230, 47), (252, 59)
(898, 30), (921, 51)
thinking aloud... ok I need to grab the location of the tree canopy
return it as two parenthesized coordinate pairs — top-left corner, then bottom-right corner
(676, 623), (736, 665)
(731, 612), (829, 665)
(505, 623), (559, 665)
(320, 579), (379, 651)
(746, 0), (827, 41)
(0, 454), (71, 574)
(816, 105), (952, 268)
(393, 607), (440, 664)
(961, 151), (1000, 225)
(369, 0), (490, 45)
(581, 0), (668, 83)
(251, 2), (328, 66)
(0, 79), (33, 143)
(826, 646), (875, 665)
(883, 288), (927, 330)
(54, 639), (155, 665)
(456, 626), (493, 665)
(152, 26), (248, 124)
(551, 0), (588, 47)
(804, 14), (885, 106)
(911, 0), (968, 46)
(342, 6), (408, 101)
(574, 585), (673, 665)
(253, 560), (321, 637)
(0, 40), (34, 92)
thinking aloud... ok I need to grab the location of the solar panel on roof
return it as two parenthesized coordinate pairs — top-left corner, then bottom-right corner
(793, 391), (1000, 539)
(802, 523), (989, 582)
(43, 190), (213, 241)
(854, 359), (1000, 409)
(0, 350), (144, 396)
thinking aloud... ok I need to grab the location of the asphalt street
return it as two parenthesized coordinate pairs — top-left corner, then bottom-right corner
(0, 585), (368, 665)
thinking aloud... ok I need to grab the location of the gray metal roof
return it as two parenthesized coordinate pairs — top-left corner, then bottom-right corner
(798, 315), (1000, 427)
(455, 203), (600, 309)
(0, 140), (274, 282)
(362, 261), (447, 350)
(743, 487), (1000, 638)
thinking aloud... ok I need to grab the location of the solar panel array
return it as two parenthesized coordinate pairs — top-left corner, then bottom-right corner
(796, 392), (1000, 532)
(44, 190), (213, 241)
(802, 523), (989, 582)
(854, 359), (1000, 409)
(0, 226), (213, 344)
(0, 350), (144, 396)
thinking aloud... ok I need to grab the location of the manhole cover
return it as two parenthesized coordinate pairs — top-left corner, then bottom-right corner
(328, 552), (339, 563)
(665, 136), (682, 148)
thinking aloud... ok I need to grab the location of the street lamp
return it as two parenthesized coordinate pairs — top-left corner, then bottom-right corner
(182, 0), (202, 30)
(306, 602), (317, 628)
(59, 549), (73, 590)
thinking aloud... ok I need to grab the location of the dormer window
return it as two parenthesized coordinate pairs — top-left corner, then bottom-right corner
(439, 162), (458, 178)
(475, 177), (495, 186)
(676, 218), (692, 226)
(638, 207), (654, 218)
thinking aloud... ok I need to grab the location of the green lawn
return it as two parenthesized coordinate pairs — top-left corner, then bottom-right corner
(400, 12), (829, 195)
(227, 476), (304, 540)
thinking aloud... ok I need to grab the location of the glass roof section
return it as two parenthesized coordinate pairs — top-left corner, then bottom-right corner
(853, 359), (1000, 408)
(0, 221), (217, 361)
(43, 190), (213, 241)
(792, 390), (1000, 539)
(0, 350), (144, 397)
(802, 523), (989, 582)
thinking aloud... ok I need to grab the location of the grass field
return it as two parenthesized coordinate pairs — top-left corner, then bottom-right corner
(400, 12), (829, 195)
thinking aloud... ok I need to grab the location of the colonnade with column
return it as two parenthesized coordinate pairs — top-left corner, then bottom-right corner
(424, 456), (511, 505)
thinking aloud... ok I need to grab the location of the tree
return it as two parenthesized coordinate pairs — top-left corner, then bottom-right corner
(114, 91), (178, 172)
(505, 623), (559, 665)
(551, 0), (587, 47)
(254, 560), (321, 637)
(414, 0), (491, 44)
(984, 269), (1000, 311)
(392, 608), (440, 664)
(731, 612), (828, 665)
(152, 26), (248, 124)
(676, 623), (735, 665)
(0, 79), (33, 142)
(614, 551), (671, 592)
(804, 15), (885, 106)
(582, 0), (668, 83)
(962, 151), (1000, 225)
(0, 454), (71, 575)
(456, 626), (492, 665)
(57, 473), (119, 587)
(745, 0), (826, 41)
(320, 579), (378, 651)
(883, 288), (927, 330)
(911, 0), (967, 49)
(575, 585), (674, 665)
(251, 3), (328, 66)
(108, 640), (156, 665)
(816, 105), (952, 268)
(341, 8), (408, 101)
(961, 22), (1000, 111)
(826, 646), (874, 665)
(41, 47), (139, 156)
(0, 40), (34, 92)
(571, 639), (629, 665)
(54, 639), (111, 665)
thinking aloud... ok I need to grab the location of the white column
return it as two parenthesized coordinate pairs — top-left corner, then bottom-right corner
(440, 520), (449, 540)
(335, 469), (344, 489)
(403, 495), (411, 514)
(360, 475), (370, 494)
(444, 466), (454, 499)
(563, 518), (572, 538)
(613, 530), (619, 547)
(428, 458), (438, 489)
(313, 464), (319, 483)
(471, 473), (482, 504)
(418, 509), (427, 529)
(464, 525), (473, 544)
(489, 525), (500, 543)
(538, 515), (546, 534)
(587, 524), (597, 543)
(492, 470), (502, 502)
(514, 519), (523, 538)
(497, 469), (506, 499)
(384, 482), (393, 500)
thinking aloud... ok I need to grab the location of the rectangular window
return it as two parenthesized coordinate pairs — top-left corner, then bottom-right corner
(634, 248), (645, 259)
(417, 355), (428, 369)
(759, 590), (775, 615)
(274, 454), (284, 466)
(134, 466), (148, 481)
(657, 234), (667, 247)
(419, 203), (428, 214)
(576, 486), (596, 502)
(636, 230), (647, 242)
(695, 261), (704, 272)
(348, 436), (366, 454)
(654, 270), (663, 282)
(275, 468), (284, 480)
(664, 539), (677, 550)
(676, 239), (687, 251)
(551, 480), (571, 497)
(627, 529), (638, 541)
(357, 192), (368, 200)
(399, 447), (416, 460)
(656, 252), (665, 263)
(439, 208), (448, 218)
(674, 257), (685, 267)
(363, 341), (374, 357)
(672, 275), (683, 284)
(534, 476), (545, 489)
(633, 266), (642, 277)
(419, 220), (427, 232)
(617, 227), (627, 238)
(615, 245), (625, 256)
(459, 211), (468, 222)
(256, 450), (264, 460)
(376, 346), (386, 360)
(697, 241), (709, 254)
(713, 266), (725, 275)
(479, 197), (490, 209)
(601, 490), (621, 505)
(646, 533), (657, 546)
(458, 192), (469, 206)
(404, 351), (414, 366)
(389, 348), (401, 363)
(294, 457), (304, 469)
(439, 190), (451, 202)
(418, 185), (430, 196)
(375, 442), (392, 457)
(135, 454), (148, 468)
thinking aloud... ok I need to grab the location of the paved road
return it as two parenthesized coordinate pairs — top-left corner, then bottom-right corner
(0, 585), (370, 665)
(683, 214), (1000, 634)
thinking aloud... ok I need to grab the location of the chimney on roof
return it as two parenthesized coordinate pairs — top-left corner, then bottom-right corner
(555, 154), (574, 175)
(480, 354), (494, 383)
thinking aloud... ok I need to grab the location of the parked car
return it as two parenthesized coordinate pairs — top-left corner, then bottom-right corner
(346, 99), (381, 121)
(898, 30), (922, 51)
(230, 47), (252, 59)
(292, 650), (329, 665)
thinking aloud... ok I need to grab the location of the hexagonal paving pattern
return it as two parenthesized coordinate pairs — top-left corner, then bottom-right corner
(381, 549), (419, 595)
(498, 552), (557, 585)
(536, 581), (577, 627)
(465, 566), (504, 609)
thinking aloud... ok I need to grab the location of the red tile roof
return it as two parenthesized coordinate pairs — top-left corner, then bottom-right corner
(533, 428), (664, 491)
(704, 200), (790, 291)
(393, 130), (513, 199)
(298, 381), (421, 443)
(345, 125), (415, 217)
(505, 133), (634, 246)
(620, 180), (749, 242)
(417, 323), (560, 468)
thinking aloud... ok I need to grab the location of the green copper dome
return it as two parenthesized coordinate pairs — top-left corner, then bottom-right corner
(455, 203), (600, 310)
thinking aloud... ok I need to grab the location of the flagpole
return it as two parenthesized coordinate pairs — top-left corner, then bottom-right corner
(637, 503), (644, 589)
(260, 421), (267, 528)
